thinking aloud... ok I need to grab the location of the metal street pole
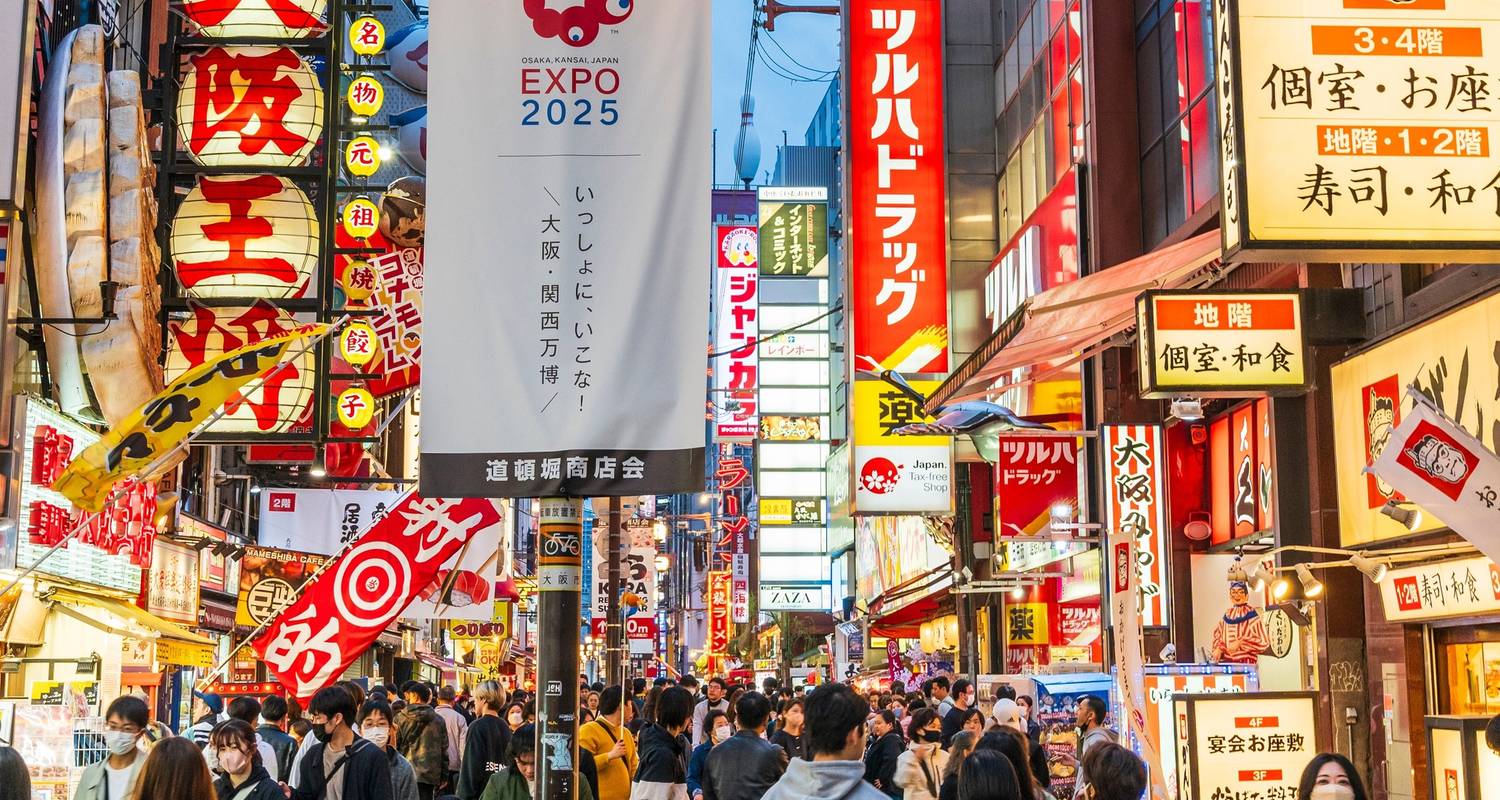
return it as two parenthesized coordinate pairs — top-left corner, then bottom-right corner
(537, 498), (584, 800)
(605, 497), (624, 694)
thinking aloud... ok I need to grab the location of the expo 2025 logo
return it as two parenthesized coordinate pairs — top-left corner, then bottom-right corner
(524, 0), (633, 47)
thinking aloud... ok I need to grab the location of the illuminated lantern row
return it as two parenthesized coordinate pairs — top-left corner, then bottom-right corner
(176, 45), (324, 168)
(347, 76), (384, 117)
(169, 174), (317, 299)
(165, 302), (318, 433)
(179, 0), (328, 38)
(340, 260), (377, 302)
(349, 16), (385, 56)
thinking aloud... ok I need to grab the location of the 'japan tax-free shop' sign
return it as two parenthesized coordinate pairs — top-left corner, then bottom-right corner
(1215, 0), (1500, 262)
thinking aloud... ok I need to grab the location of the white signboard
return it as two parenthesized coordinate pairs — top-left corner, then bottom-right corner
(1181, 692), (1318, 800)
(258, 488), (404, 555)
(1379, 555), (1500, 623)
(761, 584), (831, 612)
(422, 0), (709, 497)
(1369, 395), (1500, 566)
(0, 0), (34, 208)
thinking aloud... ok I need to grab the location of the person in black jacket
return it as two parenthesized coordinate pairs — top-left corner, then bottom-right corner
(702, 692), (786, 800)
(458, 681), (512, 800)
(211, 719), (287, 800)
(292, 686), (395, 800)
(633, 686), (695, 799)
(863, 710), (904, 799)
(259, 694), (299, 783)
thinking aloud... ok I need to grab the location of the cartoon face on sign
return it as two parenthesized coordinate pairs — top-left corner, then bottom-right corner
(1392, 418), (1480, 502)
(523, 0), (633, 47)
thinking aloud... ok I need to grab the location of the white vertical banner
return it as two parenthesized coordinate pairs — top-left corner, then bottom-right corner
(1369, 391), (1500, 566)
(423, 1), (710, 497)
(1108, 526), (1168, 800)
(624, 520), (658, 655)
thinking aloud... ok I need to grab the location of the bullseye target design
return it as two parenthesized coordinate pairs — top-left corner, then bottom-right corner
(334, 542), (412, 626)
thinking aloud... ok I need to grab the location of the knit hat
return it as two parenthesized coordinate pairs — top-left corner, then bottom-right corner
(992, 698), (1024, 731)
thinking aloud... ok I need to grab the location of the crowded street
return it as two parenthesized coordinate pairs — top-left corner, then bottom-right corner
(0, 0), (1499, 799)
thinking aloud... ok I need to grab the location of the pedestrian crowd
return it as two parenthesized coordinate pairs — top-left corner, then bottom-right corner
(0, 672), (1405, 800)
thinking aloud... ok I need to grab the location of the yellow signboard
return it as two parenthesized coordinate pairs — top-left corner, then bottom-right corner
(853, 379), (944, 446)
(158, 639), (216, 669)
(1136, 292), (1307, 397)
(1331, 292), (1500, 546)
(1215, 0), (1500, 261)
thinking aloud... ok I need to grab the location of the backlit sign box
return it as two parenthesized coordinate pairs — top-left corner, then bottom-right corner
(1136, 291), (1309, 398)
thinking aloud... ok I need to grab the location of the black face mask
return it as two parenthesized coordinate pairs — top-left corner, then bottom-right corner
(313, 720), (335, 744)
(921, 730), (943, 744)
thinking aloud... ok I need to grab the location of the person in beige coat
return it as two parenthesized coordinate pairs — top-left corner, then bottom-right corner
(893, 709), (949, 800)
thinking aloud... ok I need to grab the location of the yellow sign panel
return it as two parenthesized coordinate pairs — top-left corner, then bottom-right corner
(1215, 0), (1500, 261)
(1136, 292), (1306, 397)
(449, 618), (509, 640)
(1331, 292), (1500, 546)
(1006, 602), (1050, 646)
(158, 639), (216, 669)
(761, 498), (792, 525)
(852, 379), (944, 446)
(54, 326), (327, 510)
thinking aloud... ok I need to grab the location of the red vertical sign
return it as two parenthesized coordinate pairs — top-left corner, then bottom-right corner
(1255, 398), (1275, 532)
(848, 0), (949, 373)
(1210, 416), (1232, 545)
(1231, 404), (1256, 540)
(995, 437), (1078, 536)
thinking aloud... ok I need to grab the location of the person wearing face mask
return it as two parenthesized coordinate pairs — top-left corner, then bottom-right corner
(1070, 742), (1143, 800)
(893, 709), (948, 800)
(209, 720), (284, 800)
(358, 699), (419, 800)
(501, 702), (527, 733)
(688, 710), (731, 800)
(1296, 753), (1368, 800)
(291, 686), (394, 800)
(478, 723), (596, 800)
(77, 695), (150, 800)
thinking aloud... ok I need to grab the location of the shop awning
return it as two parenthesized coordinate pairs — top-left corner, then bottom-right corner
(930, 231), (1223, 407)
(869, 584), (952, 639)
(416, 652), (462, 672)
(46, 589), (216, 667)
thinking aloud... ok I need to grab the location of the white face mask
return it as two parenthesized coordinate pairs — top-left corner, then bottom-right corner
(364, 727), (390, 748)
(1311, 785), (1356, 800)
(104, 731), (139, 756)
(712, 725), (732, 744)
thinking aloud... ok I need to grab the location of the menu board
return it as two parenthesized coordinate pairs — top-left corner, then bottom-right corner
(1179, 692), (1318, 800)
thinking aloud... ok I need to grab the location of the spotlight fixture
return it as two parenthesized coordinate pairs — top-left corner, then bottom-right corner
(1010, 586), (1025, 600)
(1295, 563), (1325, 598)
(1378, 499), (1422, 531)
(1271, 570), (1293, 600)
(1249, 561), (1277, 592)
(1170, 397), (1205, 422)
(1350, 553), (1388, 584)
(309, 459), (327, 479)
(249, 484), (262, 495)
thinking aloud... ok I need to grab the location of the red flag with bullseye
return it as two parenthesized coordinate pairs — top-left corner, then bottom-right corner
(251, 493), (504, 699)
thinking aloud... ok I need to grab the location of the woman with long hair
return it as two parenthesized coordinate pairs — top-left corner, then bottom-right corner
(955, 750), (1023, 800)
(209, 720), (283, 800)
(937, 731), (977, 800)
(1297, 753), (1369, 800)
(135, 737), (216, 800)
(632, 686), (664, 735)
(0, 746), (31, 800)
(982, 730), (1049, 800)
(865, 709), (906, 799)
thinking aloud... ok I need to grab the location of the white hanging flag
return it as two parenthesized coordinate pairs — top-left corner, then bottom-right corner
(1368, 391), (1500, 565)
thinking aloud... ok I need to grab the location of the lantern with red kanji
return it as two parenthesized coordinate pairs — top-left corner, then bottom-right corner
(176, 45), (324, 168)
(178, 0), (328, 39)
(336, 387), (376, 429)
(339, 322), (379, 367)
(166, 302), (318, 433)
(170, 174), (318, 299)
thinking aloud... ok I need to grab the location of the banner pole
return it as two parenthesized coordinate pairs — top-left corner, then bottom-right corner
(537, 497), (585, 800)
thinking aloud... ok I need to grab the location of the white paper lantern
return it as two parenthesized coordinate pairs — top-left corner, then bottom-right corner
(176, 46), (324, 167)
(165, 302), (317, 434)
(170, 174), (318, 299)
(178, 0), (328, 39)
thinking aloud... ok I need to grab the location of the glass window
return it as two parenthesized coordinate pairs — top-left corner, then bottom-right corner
(1006, 43), (1022, 109)
(1142, 141), (1168, 246)
(1188, 96), (1219, 211)
(1006, 154), (1024, 240)
(1067, 7), (1083, 67)
(1022, 128), (1040, 219)
(1164, 121), (1187, 232)
(1185, 0), (1212, 102)
(1070, 67), (1086, 161)
(1160, 10), (1184, 126)
(1018, 11), (1035, 75)
(1137, 26), (1163, 147)
(1049, 31), (1067, 92)
(1051, 89), (1071, 182)
(1048, 0), (1067, 31)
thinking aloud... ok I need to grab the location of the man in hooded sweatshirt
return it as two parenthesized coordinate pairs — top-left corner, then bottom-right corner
(395, 682), (450, 800)
(761, 683), (888, 800)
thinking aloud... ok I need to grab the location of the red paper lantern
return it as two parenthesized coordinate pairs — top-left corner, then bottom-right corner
(179, 0), (328, 38)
